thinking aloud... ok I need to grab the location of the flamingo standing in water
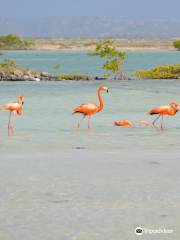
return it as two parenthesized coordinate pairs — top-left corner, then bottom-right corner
(148, 101), (179, 129)
(0, 95), (24, 136)
(73, 85), (108, 128)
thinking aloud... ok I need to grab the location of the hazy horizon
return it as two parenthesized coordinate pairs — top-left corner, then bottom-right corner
(1, 0), (180, 38)
(1, 17), (180, 38)
(1, 16), (180, 22)
(1, 0), (180, 21)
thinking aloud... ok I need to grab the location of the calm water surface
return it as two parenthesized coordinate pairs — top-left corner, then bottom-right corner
(0, 51), (180, 239)
(1, 50), (180, 76)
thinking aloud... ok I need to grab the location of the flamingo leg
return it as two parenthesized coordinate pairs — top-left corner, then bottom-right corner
(88, 115), (91, 129)
(77, 115), (86, 128)
(8, 111), (13, 136)
(160, 115), (164, 130)
(152, 115), (161, 127)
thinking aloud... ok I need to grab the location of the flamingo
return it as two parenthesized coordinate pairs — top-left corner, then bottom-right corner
(148, 101), (179, 129)
(114, 120), (133, 127)
(72, 85), (108, 128)
(0, 95), (24, 136)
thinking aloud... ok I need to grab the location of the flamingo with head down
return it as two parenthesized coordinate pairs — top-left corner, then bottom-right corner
(0, 95), (24, 136)
(114, 120), (133, 127)
(72, 85), (108, 128)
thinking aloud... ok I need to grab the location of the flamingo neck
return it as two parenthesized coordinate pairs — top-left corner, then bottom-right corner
(18, 98), (23, 106)
(98, 88), (103, 111)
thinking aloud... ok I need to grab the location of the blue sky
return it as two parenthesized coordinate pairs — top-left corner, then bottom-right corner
(1, 0), (180, 20)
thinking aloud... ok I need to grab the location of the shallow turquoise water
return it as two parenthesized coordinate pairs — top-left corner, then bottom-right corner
(0, 51), (180, 239)
(0, 79), (180, 154)
(1, 50), (180, 76)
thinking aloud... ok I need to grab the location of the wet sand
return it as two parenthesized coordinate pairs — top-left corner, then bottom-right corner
(0, 149), (180, 240)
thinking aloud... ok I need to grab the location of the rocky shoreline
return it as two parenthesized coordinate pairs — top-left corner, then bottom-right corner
(0, 71), (102, 81)
(0, 70), (105, 81)
(0, 59), (133, 81)
(0, 72), (134, 81)
(0, 70), (53, 81)
(0, 59), (54, 81)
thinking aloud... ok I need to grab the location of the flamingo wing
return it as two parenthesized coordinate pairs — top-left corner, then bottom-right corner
(149, 106), (171, 115)
(73, 102), (98, 115)
(3, 102), (19, 111)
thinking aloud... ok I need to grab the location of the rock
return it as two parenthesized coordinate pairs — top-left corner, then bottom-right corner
(23, 75), (40, 81)
(41, 71), (50, 77)
(0, 71), (5, 77)
(33, 77), (41, 82)
(14, 69), (23, 77)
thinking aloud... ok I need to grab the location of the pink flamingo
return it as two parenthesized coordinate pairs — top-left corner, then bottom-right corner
(73, 85), (108, 128)
(148, 101), (179, 129)
(0, 95), (24, 136)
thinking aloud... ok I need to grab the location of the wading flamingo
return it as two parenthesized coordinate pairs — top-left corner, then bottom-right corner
(72, 85), (108, 128)
(148, 101), (179, 129)
(114, 120), (133, 127)
(0, 95), (24, 136)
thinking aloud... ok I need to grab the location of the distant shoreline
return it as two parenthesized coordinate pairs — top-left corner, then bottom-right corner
(28, 38), (175, 51)
(0, 38), (176, 52)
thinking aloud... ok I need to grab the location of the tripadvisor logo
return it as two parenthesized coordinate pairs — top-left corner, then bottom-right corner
(135, 227), (174, 235)
(135, 227), (143, 235)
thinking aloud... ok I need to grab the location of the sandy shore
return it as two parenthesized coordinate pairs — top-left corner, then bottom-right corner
(33, 38), (175, 51)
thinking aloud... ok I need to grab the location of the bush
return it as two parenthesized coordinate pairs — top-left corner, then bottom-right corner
(57, 74), (90, 80)
(0, 34), (35, 50)
(173, 40), (180, 50)
(135, 64), (180, 79)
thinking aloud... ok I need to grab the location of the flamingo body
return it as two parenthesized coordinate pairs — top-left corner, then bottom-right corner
(1, 102), (23, 115)
(114, 120), (133, 127)
(73, 102), (99, 115)
(149, 106), (178, 116)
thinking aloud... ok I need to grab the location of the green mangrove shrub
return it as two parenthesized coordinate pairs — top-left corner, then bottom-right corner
(89, 39), (126, 78)
(57, 74), (90, 80)
(173, 40), (180, 50)
(0, 34), (35, 50)
(135, 64), (180, 79)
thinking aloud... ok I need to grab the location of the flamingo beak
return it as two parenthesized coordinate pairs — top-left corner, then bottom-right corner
(107, 89), (109, 93)
(22, 101), (24, 105)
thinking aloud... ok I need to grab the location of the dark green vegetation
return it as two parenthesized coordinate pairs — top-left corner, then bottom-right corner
(173, 40), (180, 50)
(135, 64), (180, 79)
(0, 34), (35, 50)
(0, 59), (51, 81)
(57, 74), (90, 81)
(90, 40), (126, 78)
